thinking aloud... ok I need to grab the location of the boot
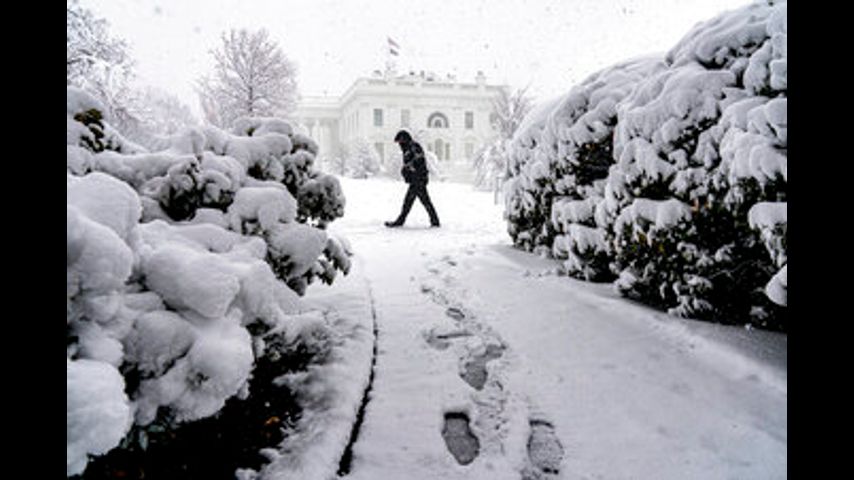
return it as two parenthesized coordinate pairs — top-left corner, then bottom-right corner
(385, 220), (403, 228)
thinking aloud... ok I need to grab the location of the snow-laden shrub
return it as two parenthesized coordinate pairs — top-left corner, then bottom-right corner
(504, 95), (566, 254)
(505, 56), (663, 262)
(141, 157), (236, 221)
(227, 186), (298, 234)
(67, 93), (349, 290)
(748, 202), (786, 271)
(749, 201), (787, 307)
(551, 196), (610, 281)
(328, 138), (383, 179)
(764, 264), (786, 307)
(233, 116), (295, 137)
(608, 0), (787, 326)
(67, 86), (146, 155)
(297, 171), (346, 227)
(548, 57), (666, 280)
(67, 89), (353, 475)
(67, 88), (107, 154)
(503, 1), (787, 329)
(67, 358), (133, 477)
(67, 169), (303, 474)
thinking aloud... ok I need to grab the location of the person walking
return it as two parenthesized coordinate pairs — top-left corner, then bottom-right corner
(385, 130), (441, 228)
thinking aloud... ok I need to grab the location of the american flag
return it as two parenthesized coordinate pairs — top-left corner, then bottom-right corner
(388, 37), (400, 56)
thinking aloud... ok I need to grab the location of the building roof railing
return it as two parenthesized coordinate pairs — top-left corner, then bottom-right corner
(297, 72), (506, 115)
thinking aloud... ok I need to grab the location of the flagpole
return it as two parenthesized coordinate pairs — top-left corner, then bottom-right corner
(386, 36), (400, 77)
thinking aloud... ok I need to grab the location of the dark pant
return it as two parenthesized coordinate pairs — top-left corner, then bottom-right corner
(396, 182), (440, 225)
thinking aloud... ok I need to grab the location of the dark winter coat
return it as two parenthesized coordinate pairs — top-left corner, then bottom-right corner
(399, 140), (429, 184)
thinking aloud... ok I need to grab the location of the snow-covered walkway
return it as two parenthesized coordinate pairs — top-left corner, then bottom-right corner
(313, 178), (786, 480)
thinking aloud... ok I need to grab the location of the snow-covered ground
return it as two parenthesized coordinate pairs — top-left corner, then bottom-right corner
(292, 177), (786, 480)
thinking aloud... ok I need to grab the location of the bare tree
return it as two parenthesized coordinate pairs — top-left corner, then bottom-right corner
(474, 86), (534, 192)
(66, 0), (131, 85)
(139, 87), (198, 134)
(116, 87), (201, 147)
(491, 86), (535, 140)
(198, 28), (299, 129)
(67, 0), (136, 130)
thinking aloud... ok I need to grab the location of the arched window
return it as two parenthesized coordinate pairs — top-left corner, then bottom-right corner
(427, 112), (449, 128)
(434, 139), (444, 160)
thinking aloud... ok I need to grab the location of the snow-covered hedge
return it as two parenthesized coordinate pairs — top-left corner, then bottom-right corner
(504, 0), (787, 328)
(505, 56), (666, 261)
(322, 138), (384, 179)
(504, 95), (565, 255)
(67, 88), (353, 476)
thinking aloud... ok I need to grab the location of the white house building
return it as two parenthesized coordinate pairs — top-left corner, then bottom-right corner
(294, 69), (505, 181)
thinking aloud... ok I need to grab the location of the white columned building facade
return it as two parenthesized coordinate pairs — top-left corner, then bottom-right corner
(294, 71), (504, 182)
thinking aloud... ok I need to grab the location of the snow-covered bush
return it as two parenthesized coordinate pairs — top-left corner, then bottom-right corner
(67, 88), (352, 475)
(504, 1), (787, 329)
(749, 202), (787, 307)
(297, 172), (347, 227)
(142, 156), (236, 221)
(67, 358), (133, 476)
(608, 1), (787, 326)
(67, 87), (145, 155)
(67, 169), (297, 474)
(504, 54), (663, 261)
(330, 138), (383, 178)
(548, 57), (665, 280)
(504, 95), (565, 255)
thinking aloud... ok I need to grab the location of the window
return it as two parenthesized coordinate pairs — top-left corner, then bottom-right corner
(465, 143), (474, 159)
(465, 111), (474, 129)
(374, 142), (385, 162)
(401, 109), (410, 127)
(373, 108), (383, 127)
(489, 112), (500, 129)
(427, 112), (449, 128)
(434, 139), (444, 160)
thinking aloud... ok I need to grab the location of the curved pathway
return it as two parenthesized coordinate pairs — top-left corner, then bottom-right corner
(328, 178), (786, 480)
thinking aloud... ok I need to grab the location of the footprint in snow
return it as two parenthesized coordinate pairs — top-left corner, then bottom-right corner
(445, 307), (466, 321)
(523, 419), (564, 479)
(460, 344), (504, 391)
(442, 412), (480, 465)
(423, 328), (473, 350)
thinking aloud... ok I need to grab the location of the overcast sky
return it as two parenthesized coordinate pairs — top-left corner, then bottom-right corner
(81, 0), (750, 114)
